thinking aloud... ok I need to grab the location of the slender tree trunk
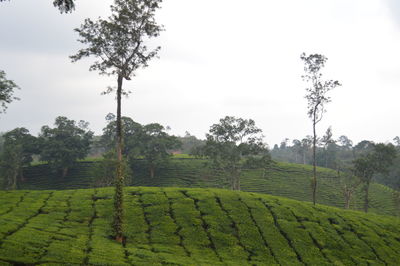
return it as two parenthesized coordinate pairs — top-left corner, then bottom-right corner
(234, 169), (241, 191)
(325, 148), (328, 168)
(312, 118), (317, 205)
(344, 188), (351, 209)
(11, 170), (17, 190)
(114, 74), (124, 242)
(61, 167), (68, 179)
(364, 180), (370, 213)
(149, 166), (155, 178)
(19, 169), (25, 182)
(230, 172), (235, 190)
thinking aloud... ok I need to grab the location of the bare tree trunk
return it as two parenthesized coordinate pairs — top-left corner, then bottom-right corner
(149, 166), (155, 178)
(325, 149), (328, 168)
(19, 169), (25, 182)
(114, 74), (124, 243)
(312, 118), (317, 206)
(344, 188), (351, 209)
(364, 181), (370, 213)
(11, 170), (17, 190)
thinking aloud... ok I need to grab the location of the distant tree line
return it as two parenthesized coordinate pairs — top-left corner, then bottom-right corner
(0, 114), (185, 190)
(271, 129), (398, 212)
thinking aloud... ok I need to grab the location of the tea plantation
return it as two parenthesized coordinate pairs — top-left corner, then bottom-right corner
(19, 159), (400, 216)
(0, 187), (399, 265)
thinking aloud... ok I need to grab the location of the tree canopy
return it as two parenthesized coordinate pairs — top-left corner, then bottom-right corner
(301, 52), (341, 205)
(71, 0), (163, 241)
(202, 116), (270, 190)
(39, 116), (93, 178)
(0, 70), (19, 114)
(0, 128), (37, 189)
(353, 143), (396, 212)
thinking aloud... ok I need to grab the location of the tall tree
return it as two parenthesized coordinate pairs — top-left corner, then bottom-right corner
(71, 0), (163, 241)
(353, 143), (396, 212)
(139, 123), (181, 178)
(0, 128), (37, 189)
(0, 70), (19, 114)
(301, 53), (341, 205)
(202, 116), (270, 190)
(39, 116), (93, 178)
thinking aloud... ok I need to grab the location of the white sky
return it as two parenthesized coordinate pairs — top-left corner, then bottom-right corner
(1, 0), (400, 147)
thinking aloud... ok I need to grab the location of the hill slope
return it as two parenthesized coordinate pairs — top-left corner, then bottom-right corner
(20, 159), (400, 216)
(0, 187), (399, 265)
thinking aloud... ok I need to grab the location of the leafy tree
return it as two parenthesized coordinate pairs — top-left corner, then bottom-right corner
(92, 150), (132, 187)
(353, 140), (374, 158)
(71, 0), (163, 241)
(291, 139), (302, 164)
(336, 162), (362, 209)
(0, 128), (37, 189)
(301, 52), (341, 205)
(101, 115), (142, 158)
(301, 136), (313, 165)
(0, 70), (19, 114)
(178, 131), (205, 154)
(39, 116), (93, 178)
(393, 136), (400, 147)
(0, 0), (75, 13)
(139, 123), (181, 178)
(353, 143), (396, 212)
(202, 116), (270, 190)
(338, 135), (353, 149)
(320, 126), (336, 167)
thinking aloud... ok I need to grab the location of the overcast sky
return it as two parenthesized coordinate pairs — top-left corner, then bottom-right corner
(1, 0), (400, 146)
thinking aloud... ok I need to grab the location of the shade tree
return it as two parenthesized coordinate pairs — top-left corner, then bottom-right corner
(38, 116), (93, 178)
(301, 52), (341, 205)
(353, 143), (396, 212)
(0, 128), (37, 189)
(202, 116), (270, 190)
(0, 70), (19, 114)
(71, 0), (163, 241)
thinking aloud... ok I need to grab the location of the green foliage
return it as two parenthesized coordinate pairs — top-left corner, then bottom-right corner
(38, 116), (93, 178)
(0, 128), (37, 190)
(0, 70), (19, 114)
(101, 116), (142, 157)
(301, 53), (341, 205)
(0, 187), (400, 265)
(139, 123), (182, 178)
(202, 116), (270, 190)
(92, 150), (132, 187)
(177, 132), (205, 154)
(353, 143), (397, 212)
(71, 0), (163, 241)
(102, 116), (182, 178)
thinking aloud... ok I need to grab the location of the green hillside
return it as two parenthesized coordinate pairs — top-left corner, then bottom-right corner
(18, 159), (400, 216)
(0, 187), (399, 265)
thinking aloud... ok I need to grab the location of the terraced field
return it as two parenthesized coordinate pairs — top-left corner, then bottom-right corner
(19, 159), (400, 216)
(0, 187), (399, 265)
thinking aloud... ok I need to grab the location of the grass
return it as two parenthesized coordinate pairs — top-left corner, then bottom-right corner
(17, 158), (400, 216)
(0, 187), (399, 265)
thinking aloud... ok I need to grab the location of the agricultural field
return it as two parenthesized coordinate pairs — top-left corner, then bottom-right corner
(19, 159), (400, 216)
(0, 187), (399, 265)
